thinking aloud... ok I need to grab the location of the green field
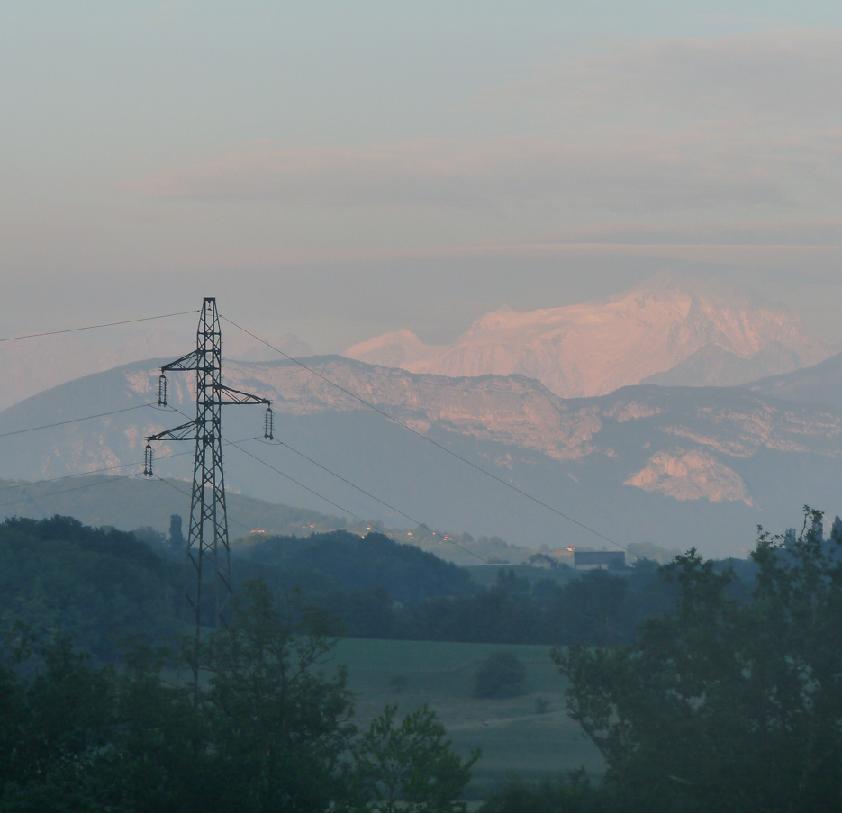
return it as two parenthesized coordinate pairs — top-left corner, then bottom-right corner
(327, 638), (603, 797)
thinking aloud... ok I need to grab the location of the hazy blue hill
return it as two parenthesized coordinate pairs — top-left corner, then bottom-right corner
(643, 342), (806, 387)
(2, 355), (841, 558)
(0, 474), (346, 539)
(748, 350), (842, 409)
(0, 517), (475, 658)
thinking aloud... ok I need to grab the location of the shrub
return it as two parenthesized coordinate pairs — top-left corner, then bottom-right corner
(473, 652), (526, 699)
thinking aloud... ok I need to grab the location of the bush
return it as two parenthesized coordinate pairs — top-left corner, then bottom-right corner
(352, 704), (479, 812)
(473, 652), (527, 699)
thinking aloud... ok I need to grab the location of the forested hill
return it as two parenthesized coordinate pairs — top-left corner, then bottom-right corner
(9, 513), (812, 663)
(0, 475), (345, 539)
(0, 516), (474, 658)
(0, 516), (181, 660)
(240, 531), (473, 605)
(7, 355), (842, 558)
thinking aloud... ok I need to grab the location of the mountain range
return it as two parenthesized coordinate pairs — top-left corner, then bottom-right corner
(346, 275), (827, 397)
(3, 345), (842, 559)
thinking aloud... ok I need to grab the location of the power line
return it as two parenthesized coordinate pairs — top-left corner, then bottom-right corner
(163, 403), (360, 521)
(225, 440), (360, 520)
(220, 314), (629, 553)
(151, 475), (254, 538)
(0, 303), (628, 553)
(0, 439), (199, 506)
(0, 434), (247, 507)
(0, 460), (148, 497)
(0, 399), (493, 563)
(165, 401), (494, 563)
(0, 401), (190, 447)
(0, 309), (197, 344)
(0, 402), (156, 441)
(254, 437), (495, 564)
(258, 436), (425, 527)
(0, 473), (131, 509)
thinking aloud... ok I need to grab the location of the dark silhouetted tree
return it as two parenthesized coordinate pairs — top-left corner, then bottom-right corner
(351, 704), (478, 812)
(555, 508), (842, 811)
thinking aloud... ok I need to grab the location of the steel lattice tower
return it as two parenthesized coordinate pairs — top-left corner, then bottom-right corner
(144, 297), (272, 685)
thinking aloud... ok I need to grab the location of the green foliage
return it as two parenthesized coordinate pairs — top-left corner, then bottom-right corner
(473, 652), (527, 699)
(554, 508), (842, 811)
(0, 514), (699, 656)
(396, 564), (677, 647)
(352, 704), (479, 812)
(0, 516), (180, 660)
(242, 530), (475, 605)
(199, 581), (356, 811)
(0, 581), (478, 812)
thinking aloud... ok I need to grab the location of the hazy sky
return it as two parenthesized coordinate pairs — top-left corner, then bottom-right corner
(3, 0), (842, 403)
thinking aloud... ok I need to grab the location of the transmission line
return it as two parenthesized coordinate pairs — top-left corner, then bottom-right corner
(0, 403), (156, 441)
(0, 309), (197, 344)
(0, 435), (243, 507)
(0, 304), (628, 552)
(253, 437), (494, 564)
(0, 473), (130, 508)
(0, 460), (146, 494)
(258, 436), (425, 527)
(152, 475), (254, 539)
(226, 440), (359, 520)
(164, 400), (493, 562)
(220, 314), (629, 553)
(161, 402), (357, 521)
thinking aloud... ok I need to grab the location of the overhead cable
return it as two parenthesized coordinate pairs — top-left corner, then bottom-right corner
(220, 314), (628, 553)
(0, 309), (197, 344)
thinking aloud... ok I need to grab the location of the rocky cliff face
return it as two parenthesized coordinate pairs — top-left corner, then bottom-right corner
(346, 278), (825, 397)
(3, 355), (841, 545)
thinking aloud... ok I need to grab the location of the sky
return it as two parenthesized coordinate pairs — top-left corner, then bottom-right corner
(3, 0), (842, 403)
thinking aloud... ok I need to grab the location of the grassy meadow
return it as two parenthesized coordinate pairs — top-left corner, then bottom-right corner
(327, 638), (603, 797)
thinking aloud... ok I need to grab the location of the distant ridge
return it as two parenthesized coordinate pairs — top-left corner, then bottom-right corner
(3, 354), (842, 557)
(346, 273), (826, 397)
(748, 350), (842, 409)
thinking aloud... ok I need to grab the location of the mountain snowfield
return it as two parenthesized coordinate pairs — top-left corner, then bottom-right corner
(346, 276), (827, 397)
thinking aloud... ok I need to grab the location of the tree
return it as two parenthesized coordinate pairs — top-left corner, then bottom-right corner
(555, 508), (842, 811)
(351, 704), (479, 812)
(0, 576), (481, 811)
(199, 581), (356, 812)
(473, 652), (527, 699)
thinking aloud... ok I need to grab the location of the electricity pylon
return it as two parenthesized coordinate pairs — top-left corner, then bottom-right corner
(144, 297), (273, 689)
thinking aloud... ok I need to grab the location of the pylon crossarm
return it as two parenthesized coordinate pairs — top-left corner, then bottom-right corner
(161, 349), (203, 372)
(219, 384), (271, 405)
(147, 419), (199, 442)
